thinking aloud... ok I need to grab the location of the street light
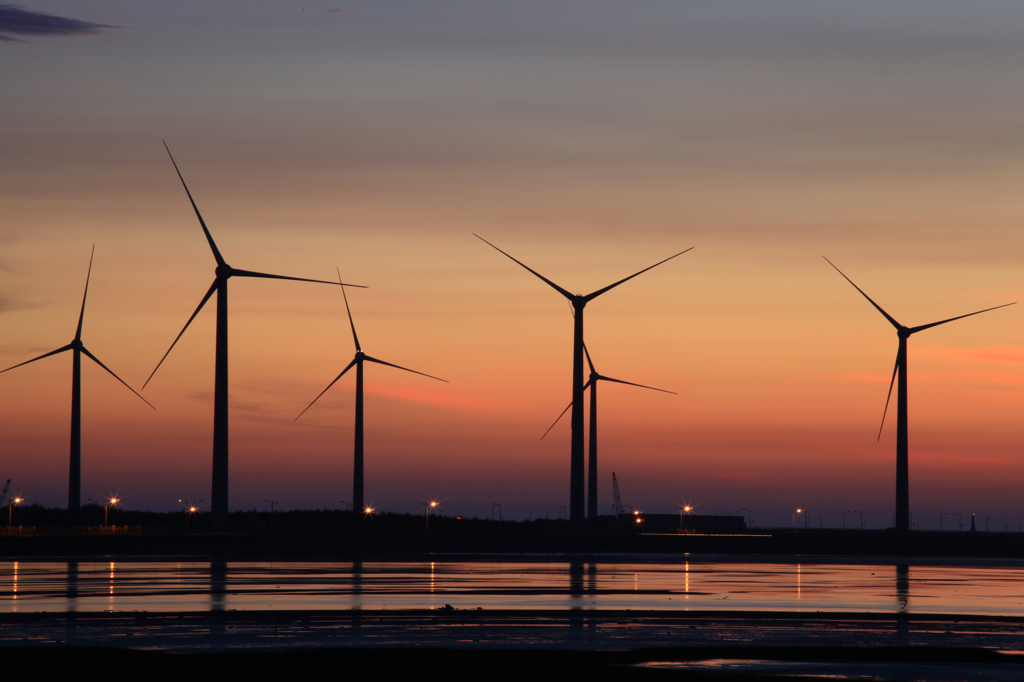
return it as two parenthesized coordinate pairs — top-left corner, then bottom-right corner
(679, 504), (693, 529)
(104, 497), (119, 526)
(426, 500), (439, 530)
(940, 512), (949, 531)
(953, 513), (962, 531)
(8, 496), (23, 527)
(793, 508), (804, 529)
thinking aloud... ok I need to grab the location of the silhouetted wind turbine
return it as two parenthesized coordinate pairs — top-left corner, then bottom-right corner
(824, 257), (1014, 532)
(477, 234), (690, 526)
(146, 142), (365, 530)
(541, 343), (675, 518)
(0, 247), (154, 510)
(295, 272), (447, 512)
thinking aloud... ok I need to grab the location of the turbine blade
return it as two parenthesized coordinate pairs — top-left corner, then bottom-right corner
(583, 342), (596, 375)
(823, 257), (902, 330)
(0, 344), (73, 375)
(583, 247), (693, 302)
(81, 346), (156, 410)
(143, 279), (218, 389)
(474, 234), (574, 300)
(540, 399), (573, 441)
(76, 245), (95, 341)
(597, 375), (677, 395)
(230, 268), (366, 288)
(338, 267), (361, 352)
(362, 355), (448, 382)
(908, 302), (1016, 334)
(294, 358), (358, 421)
(163, 140), (225, 267)
(878, 349), (900, 441)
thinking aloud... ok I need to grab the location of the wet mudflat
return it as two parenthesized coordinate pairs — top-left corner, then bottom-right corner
(4, 557), (1024, 680)
(3, 558), (1024, 616)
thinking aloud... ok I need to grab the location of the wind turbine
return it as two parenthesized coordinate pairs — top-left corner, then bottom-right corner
(295, 272), (447, 512)
(476, 234), (690, 526)
(824, 257), (1014, 532)
(541, 343), (676, 518)
(0, 246), (154, 510)
(145, 142), (365, 530)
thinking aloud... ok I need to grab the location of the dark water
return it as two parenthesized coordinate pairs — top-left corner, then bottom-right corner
(3, 559), (1024, 615)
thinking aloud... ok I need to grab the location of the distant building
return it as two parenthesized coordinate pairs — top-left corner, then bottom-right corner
(623, 512), (747, 533)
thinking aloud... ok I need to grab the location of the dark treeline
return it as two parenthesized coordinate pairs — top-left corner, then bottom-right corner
(3, 504), (569, 534)
(3, 505), (1024, 559)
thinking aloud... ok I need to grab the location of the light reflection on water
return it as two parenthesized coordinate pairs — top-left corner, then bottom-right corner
(1, 559), (1023, 615)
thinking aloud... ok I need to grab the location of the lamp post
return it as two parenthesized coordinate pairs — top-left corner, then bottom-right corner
(1003, 515), (1009, 532)
(854, 510), (863, 529)
(679, 505), (693, 529)
(792, 508), (804, 529)
(843, 510), (852, 529)
(940, 513), (949, 531)
(104, 497), (119, 526)
(492, 503), (502, 521)
(8, 497), (23, 526)
(426, 500), (438, 530)
(953, 513), (962, 531)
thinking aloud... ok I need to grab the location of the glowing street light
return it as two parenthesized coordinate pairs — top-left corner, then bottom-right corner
(8, 496), (23, 527)
(104, 497), (119, 526)
(425, 500), (439, 530)
(679, 504), (693, 529)
(792, 508), (804, 528)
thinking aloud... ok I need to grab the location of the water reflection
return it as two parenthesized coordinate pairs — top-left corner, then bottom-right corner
(1, 559), (1022, 616)
(66, 561), (78, 610)
(210, 559), (227, 612)
(895, 562), (910, 644)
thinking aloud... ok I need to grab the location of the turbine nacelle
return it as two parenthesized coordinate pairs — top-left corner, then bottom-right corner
(215, 263), (233, 279)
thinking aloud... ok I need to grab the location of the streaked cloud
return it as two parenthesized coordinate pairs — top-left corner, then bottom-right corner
(0, 4), (118, 42)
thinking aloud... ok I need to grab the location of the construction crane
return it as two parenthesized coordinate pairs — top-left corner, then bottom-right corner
(0, 479), (9, 509)
(611, 472), (622, 516)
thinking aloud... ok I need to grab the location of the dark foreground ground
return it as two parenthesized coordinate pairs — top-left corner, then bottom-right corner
(4, 610), (1024, 681)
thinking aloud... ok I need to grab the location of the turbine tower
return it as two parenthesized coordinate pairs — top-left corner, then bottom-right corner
(295, 272), (447, 512)
(825, 257), (1014, 532)
(146, 142), (364, 530)
(541, 343), (675, 518)
(476, 235), (690, 527)
(0, 247), (154, 510)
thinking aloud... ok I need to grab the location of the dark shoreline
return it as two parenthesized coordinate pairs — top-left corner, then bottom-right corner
(6, 645), (1023, 681)
(5, 610), (1024, 681)
(3, 527), (1024, 560)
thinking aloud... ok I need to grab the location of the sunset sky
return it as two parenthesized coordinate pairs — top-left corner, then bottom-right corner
(3, 1), (1024, 528)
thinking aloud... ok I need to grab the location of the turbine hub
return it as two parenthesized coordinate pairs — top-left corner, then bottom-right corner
(71, 339), (83, 350)
(216, 263), (233, 279)
(897, 327), (910, 339)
